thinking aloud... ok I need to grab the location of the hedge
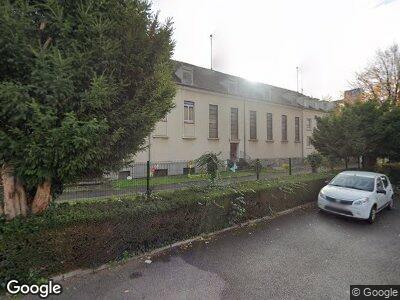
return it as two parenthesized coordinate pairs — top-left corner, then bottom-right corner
(0, 172), (334, 290)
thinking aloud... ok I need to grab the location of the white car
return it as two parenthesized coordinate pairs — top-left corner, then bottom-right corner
(318, 171), (395, 223)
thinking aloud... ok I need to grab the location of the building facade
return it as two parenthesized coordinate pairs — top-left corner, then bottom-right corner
(125, 61), (335, 178)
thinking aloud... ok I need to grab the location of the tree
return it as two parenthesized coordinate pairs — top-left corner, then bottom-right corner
(312, 100), (400, 169)
(0, 0), (176, 219)
(312, 104), (367, 167)
(355, 44), (400, 104)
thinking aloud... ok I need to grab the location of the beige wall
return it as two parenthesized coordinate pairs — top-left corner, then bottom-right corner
(134, 85), (326, 163)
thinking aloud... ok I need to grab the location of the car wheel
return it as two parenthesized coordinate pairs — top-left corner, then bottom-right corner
(368, 206), (377, 224)
(388, 198), (394, 210)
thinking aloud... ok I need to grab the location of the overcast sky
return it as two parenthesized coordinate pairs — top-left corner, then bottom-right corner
(151, 0), (400, 100)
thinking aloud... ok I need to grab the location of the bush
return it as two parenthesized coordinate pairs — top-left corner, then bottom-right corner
(306, 153), (323, 173)
(236, 158), (250, 170)
(195, 152), (224, 183)
(0, 172), (335, 290)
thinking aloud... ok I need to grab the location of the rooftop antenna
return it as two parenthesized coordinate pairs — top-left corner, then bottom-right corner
(296, 66), (299, 92)
(210, 34), (213, 70)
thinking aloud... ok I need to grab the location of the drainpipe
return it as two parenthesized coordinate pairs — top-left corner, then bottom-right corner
(243, 97), (246, 159)
(301, 109), (304, 160)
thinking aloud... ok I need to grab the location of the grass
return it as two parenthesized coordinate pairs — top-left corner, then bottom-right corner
(111, 168), (282, 189)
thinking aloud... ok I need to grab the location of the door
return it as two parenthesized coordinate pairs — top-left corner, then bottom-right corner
(381, 176), (393, 205)
(230, 143), (238, 162)
(376, 177), (387, 209)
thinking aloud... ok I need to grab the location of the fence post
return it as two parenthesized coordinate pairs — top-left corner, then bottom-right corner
(288, 158), (292, 175)
(146, 160), (151, 196)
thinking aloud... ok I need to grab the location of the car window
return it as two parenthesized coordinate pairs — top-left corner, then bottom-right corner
(329, 174), (375, 192)
(376, 178), (384, 190)
(381, 176), (389, 188)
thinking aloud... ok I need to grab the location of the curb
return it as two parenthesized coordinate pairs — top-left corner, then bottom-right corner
(52, 201), (315, 282)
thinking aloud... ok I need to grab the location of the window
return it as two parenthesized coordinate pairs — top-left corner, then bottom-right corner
(209, 104), (218, 138)
(281, 115), (287, 141)
(376, 177), (384, 190)
(295, 117), (300, 142)
(306, 118), (312, 130)
(307, 136), (312, 147)
(266, 113), (273, 141)
(184, 101), (194, 123)
(381, 176), (389, 188)
(250, 110), (257, 140)
(182, 68), (193, 85)
(231, 108), (239, 140)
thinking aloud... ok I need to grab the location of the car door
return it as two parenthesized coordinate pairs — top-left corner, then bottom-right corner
(376, 177), (387, 209)
(381, 175), (393, 204)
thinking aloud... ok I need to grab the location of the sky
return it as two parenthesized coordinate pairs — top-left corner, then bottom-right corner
(151, 0), (400, 100)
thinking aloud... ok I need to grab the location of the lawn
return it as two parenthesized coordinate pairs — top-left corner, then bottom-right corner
(111, 168), (282, 189)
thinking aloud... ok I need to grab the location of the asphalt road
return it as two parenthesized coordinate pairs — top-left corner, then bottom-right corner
(45, 203), (400, 300)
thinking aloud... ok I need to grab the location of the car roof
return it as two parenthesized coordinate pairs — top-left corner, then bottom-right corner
(339, 170), (385, 178)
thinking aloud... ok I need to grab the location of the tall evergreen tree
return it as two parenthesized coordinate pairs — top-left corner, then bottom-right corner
(0, 0), (176, 219)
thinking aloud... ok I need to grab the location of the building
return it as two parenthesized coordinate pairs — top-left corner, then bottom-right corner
(121, 61), (335, 178)
(343, 88), (363, 104)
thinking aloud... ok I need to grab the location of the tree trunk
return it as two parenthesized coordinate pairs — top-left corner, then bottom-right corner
(1, 165), (28, 220)
(31, 179), (52, 214)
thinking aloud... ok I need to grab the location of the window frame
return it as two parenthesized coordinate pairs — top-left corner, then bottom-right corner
(249, 110), (257, 140)
(281, 114), (288, 141)
(184, 101), (195, 124)
(306, 118), (312, 131)
(230, 107), (239, 140)
(208, 104), (218, 139)
(295, 116), (300, 142)
(266, 113), (273, 141)
(306, 136), (312, 147)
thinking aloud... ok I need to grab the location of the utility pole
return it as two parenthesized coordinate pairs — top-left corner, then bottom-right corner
(210, 34), (213, 70)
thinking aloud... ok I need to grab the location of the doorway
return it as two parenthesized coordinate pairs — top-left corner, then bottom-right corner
(230, 143), (238, 161)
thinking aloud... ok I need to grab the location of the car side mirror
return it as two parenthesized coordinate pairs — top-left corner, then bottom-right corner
(377, 188), (386, 194)
(325, 180), (330, 184)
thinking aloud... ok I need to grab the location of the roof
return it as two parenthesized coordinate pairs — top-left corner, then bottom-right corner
(339, 171), (384, 178)
(173, 60), (336, 112)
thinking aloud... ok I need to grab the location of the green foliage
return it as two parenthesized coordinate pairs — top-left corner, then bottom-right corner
(312, 100), (400, 167)
(195, 152), (224, 183)
(0, 0), (175, 196)
(0, 172), (334, 289)
(322, 155), (341, 171)
(306, 153), (323, 173)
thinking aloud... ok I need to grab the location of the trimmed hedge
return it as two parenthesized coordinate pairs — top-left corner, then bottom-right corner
(0, 172), (334, 289)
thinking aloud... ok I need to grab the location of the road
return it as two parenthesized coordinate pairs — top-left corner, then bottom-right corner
(47, 204), (400, 300)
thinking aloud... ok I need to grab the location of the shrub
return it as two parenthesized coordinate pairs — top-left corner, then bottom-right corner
(0, 172), (335, 290)
(306, 153), (323, 173)
(236, 158), (250, 170)
(195, 152), (224, 183)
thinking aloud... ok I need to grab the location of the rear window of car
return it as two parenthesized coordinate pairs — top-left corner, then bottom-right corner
(329, 174), (375, 192)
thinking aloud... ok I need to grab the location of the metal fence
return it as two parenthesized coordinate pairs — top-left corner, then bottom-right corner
(55, 157), (353, 202)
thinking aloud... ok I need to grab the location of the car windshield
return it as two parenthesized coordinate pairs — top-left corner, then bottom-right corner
(329, 174), (375, 192)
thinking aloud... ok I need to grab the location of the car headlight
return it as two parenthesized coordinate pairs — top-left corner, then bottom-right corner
(319, 191), (326, 200)
(353, 197), (369, 205)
